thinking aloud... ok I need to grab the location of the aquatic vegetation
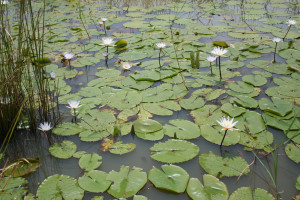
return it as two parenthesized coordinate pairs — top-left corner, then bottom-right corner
(1, 0), (300, 199)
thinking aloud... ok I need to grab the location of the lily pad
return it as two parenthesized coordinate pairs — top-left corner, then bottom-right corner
(78, 170), (112, 193)
(3, 158), (41, 177)
(79, 153), (102, 171)
(36, 174), (84, 200)
(231, 95), (258, 109)
(235, 111), (266, 134)
(143, 101), (181, 116)
(135, 129), (165, 141)
(107, 166), (147, 198)
(52, 122), (85, 136)
(285, 143), (300, 163)
(179, 96), (205, 110)
(191, 105), (222, 126)
(118, 51), (148, 61)
(109, 142), (136, 154)
(187, 175), (228, 200)
(164, 119), (201, 139)
(133, 119), (163, 133)
(199, 151), (250, 177)
(239, 130), (273, 150)
(201, 125), (240, 146)
(0, 177), (28, 200)
(49, 140), (77, 159)
(148, 164), (189, 193)
(229, 187), (275, 200)
(150, 139), (200, 163)
(221, 103), (246, 117)
(141, 84), (174, 102)
(228, 81), (254, 94)
(106, 91), (142, 111)
(259, 97), (293, 117)
(242, 75), (267, 86)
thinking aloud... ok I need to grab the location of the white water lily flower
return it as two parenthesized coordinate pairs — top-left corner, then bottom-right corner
(122, 62), (132, 70)
(67, 100), (81, 109)
(287, 19), (296, 26)
(38, 122), (52, 132)
(50, 72), (56, 79)
(156, 42), (166, 49)
(217, 116), (238, 131)
(64, 52), (74, 60)
(211, 47), (228, 57)
(101, 17), (107, 22)
(101, 37), (115, 47)
(207, 56), (216, 62)
(273, 37), (282, 43)
(98, 21), (104, 26)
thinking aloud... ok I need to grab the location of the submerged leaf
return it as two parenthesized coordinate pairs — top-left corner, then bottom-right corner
(3, 158), (41, 177)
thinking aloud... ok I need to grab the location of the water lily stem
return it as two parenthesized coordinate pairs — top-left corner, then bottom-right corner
(220, 129), (228, 151)
(210, 62), (213, 75)
(283, 25), (291, 41)
(159, 48), (162, 68)
(74, 109), (77, 123)
(104, 22), (107, 36)
(273, 42), (278, 62)
(218, 56), (222, 81)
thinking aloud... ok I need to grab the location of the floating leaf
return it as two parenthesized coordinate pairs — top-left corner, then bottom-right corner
(79, 153), (102, 171)
(118, 51), (148, 61)
(133, 195), (148, 200)
(115, 39), (127, 48)
(0, 177), (28, 200)
(131, 70), (161, 82)
(213, 41), (229, 48)
(191, 105), (222, 126)
(122, 76), (153, 90)
(109, 142), (136, 154)
(164, 119), (200, 139)
(201, 125), (240, 146)
(3, 158), (41, 177)
(285, 143), (300, 163)
(141, 84), (174, 102)
(133, 119), (163, 133)
(135, 129), (165, 141)
(150, 139), (199, 163)
(263, 114), (300, 131)
(52, 122), (85, 136)
(49, 140), (77, 159)
(259, 97), (293, 117)
(179, 96), (205, 110)
(242, 75), (267, 86)
(78, 170), (112, 193)
(187, 175), (228, 200)
(143, 101), (181, 116)
(106, 91), (142, 111)
(231, 95), (258, 109)
(199, 151), (250, 177)
(229, 187), (275, 200)
(148, 164), (189, 193)
(107, 166), (147, 198)
(228, 81), (254, 94)
(36, 174), (84, 200)
(235, 111), (266, 134)
(221, 103), (246, 117)
(239, 130), (273, 150)
(95, 69), (121, 78)
(296, 175), (300, 190)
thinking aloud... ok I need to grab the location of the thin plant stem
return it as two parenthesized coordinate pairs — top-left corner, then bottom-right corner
(220, 129), (228, 151)
(104, 22), (107, 36)
(159, 48), (162, 68)
(210, 62), (213, 75)
(283, 25), (291, 41)
(218, 56), (222, 81)
(273, 42), (278, 62)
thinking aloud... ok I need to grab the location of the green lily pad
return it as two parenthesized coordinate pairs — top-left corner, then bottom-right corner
(221, 103), (246, 117)
(191, 105), (223, 126)
(106, 91), (142, 111)
(235, 111), (266, 134)
(242, 75), (267, 86)
(143, 101), (181, 116)
(231, 95), (258, 109)
(179, 96), (205, 110)
(73, 151), (87, 158)
(285, 143), (300, 163)
(133, 119), (163, 133)
(79, 153), (102, 171)
(107, 166), (147, 198)
(133, 195), (148, 200)
(3, 158), (41, 178)
(122, 76), (153, 90)
(141, 83), (174, 102)
(201, 125), (240, 146)
(78, 170), (112, 193)
(150, 139), (199, 163)
(36, 174), (84, 200)
(148, 164), (189, 193)
(131, 70), (161, 82)
(164, 119), (201, 139)
(52, 122), (85, 136)
(187, 175), (228, 200)
(0, 177), (28, 200)
(296, 175), (300, 190)
(199, 151), (250, 177)
(95, 69), (121, 78)
(79, 130), (111, 142)
(118, 51), (148, 61)
(239, 130), (273, 150)
(109, 142), (136, 154)
(263, 114), (300, 131)
(228, 81), (254, 94)
(49, 140), (77, 159)
(135, 129), (165, 141)
(229, 187), (275, 200)
(259, 97), (293, 117)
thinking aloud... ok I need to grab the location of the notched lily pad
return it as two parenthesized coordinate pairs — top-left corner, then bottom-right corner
(229, 187), (275, 200)
(164, 119), (201, 139)
(285, 143), (300, 163)
(199, 151), (250, 178)
(79, 153), (102, 171)
(150, 139), (199, 163)
(133, 119), (163, 133)
(49, 140), (77, 159)
(78, 170), (112, 193)
(0, 177), (28, 200)
(109, 142), (136, 155)
(148, 164), (189, 193)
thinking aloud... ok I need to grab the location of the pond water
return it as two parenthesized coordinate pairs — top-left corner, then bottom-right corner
(2, 0), (300, 199)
